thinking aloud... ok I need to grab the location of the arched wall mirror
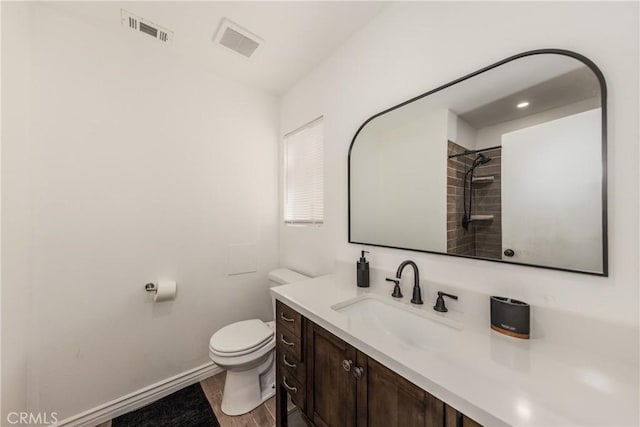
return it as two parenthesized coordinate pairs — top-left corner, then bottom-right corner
(348, 50), (607, 276)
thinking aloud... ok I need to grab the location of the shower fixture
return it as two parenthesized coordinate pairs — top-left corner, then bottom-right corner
(462, 153), (492, 230)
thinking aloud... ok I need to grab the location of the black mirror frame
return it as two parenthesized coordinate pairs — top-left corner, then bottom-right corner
(347, 49), (608, 277)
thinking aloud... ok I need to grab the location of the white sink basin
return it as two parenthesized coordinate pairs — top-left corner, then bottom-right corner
(332, 295), (460, 352)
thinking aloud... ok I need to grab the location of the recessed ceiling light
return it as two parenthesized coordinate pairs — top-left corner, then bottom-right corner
(517, 101), (530, 109)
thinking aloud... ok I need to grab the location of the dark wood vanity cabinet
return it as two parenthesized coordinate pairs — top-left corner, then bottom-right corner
(306, 322), (358, 427)
(275, 300), (307, 421)
(364, 357), (443, 427)
(445, 405), (483, 427)
(275, 301), (482, 427)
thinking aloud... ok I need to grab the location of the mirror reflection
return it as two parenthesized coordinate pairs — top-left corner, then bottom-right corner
(349, 52), (606, 275)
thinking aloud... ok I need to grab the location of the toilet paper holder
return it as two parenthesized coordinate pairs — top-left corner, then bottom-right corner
(144, 280), (177, 302)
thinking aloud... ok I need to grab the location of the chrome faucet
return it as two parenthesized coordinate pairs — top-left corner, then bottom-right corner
(385, 260), (423, 305)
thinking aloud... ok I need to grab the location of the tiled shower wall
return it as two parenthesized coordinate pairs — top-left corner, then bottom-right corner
(447, 142), (475, 255)
(447, 142), (502, 258)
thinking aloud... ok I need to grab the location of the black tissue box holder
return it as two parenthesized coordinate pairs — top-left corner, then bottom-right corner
(490, 296), (530, 339)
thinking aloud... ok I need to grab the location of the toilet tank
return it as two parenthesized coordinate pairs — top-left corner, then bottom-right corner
(268, 268), (309, 286)
(268, 268), (309, 320)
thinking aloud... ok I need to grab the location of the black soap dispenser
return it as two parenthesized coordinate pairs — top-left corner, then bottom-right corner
(357, 250), (370, 287)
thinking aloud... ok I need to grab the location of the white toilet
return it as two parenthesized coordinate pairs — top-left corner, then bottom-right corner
(209, 268), (309, 416)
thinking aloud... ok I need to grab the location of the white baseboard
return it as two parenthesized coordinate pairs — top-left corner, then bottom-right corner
(55, 362), (223, 427)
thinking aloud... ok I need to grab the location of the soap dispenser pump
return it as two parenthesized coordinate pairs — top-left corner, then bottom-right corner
(357, 250), (370, 287)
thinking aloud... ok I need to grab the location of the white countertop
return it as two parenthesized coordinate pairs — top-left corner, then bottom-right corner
(270, 272), (639, 427)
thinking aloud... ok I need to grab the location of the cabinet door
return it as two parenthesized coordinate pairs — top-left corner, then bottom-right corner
(363, 357), (443, 427)
(306, 323), (357, 427)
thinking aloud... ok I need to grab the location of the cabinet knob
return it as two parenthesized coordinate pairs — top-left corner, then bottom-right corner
(342, 359), (353, 372)
(353, 366), (364, 379)
(504, 248), (515, 257)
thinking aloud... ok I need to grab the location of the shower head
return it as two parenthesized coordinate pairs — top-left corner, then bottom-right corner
(464, 153), (492, 178)
(476, 153), (492, 165)
(462, 152), (493, 231)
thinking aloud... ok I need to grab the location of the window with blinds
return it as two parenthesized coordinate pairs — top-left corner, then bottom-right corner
(284, 117), (324, 225)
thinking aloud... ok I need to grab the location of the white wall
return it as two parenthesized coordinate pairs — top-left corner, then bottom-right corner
(475, 96), (600, 149)
(280, 2), (639, 325)
(351, 109), (447, 251)
(2, 3), (279, 421)
(1, 2), (33, 419)
(502, 109), (602, 272)
(449, 111), (477, 150)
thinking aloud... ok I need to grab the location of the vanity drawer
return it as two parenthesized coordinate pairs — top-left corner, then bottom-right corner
(276, 300), (302, 337)
(277, 327), (302, 362)
(278, 350), (306, 384)
(280, 372), (306, 411)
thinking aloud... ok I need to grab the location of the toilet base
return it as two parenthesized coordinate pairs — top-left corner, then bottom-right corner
(220, 352), (275, 416)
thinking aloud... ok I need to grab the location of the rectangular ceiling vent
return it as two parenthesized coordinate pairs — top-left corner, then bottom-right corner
(213, 18), (263, 58)
(121, 9), (173, 43)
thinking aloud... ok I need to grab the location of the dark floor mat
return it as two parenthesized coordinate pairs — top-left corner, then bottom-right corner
(112, 383), (220, 427)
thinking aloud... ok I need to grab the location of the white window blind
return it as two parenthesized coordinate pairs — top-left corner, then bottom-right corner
(284, 117), (324, 225)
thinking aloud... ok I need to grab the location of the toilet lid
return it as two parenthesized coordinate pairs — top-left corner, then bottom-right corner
(210, 319), (274, 355)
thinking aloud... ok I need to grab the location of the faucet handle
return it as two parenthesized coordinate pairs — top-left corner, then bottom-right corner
(438, 291), (458, 300)
(433, 291), (458, 312)
(385, 277), (403, 299)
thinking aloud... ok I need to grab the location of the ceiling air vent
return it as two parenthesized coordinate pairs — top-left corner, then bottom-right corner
(121, 9), (173, 43)
(213, 18), (263, 58)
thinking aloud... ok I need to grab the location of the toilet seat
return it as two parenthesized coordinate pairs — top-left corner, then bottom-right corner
(209, 319), (274, 357)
